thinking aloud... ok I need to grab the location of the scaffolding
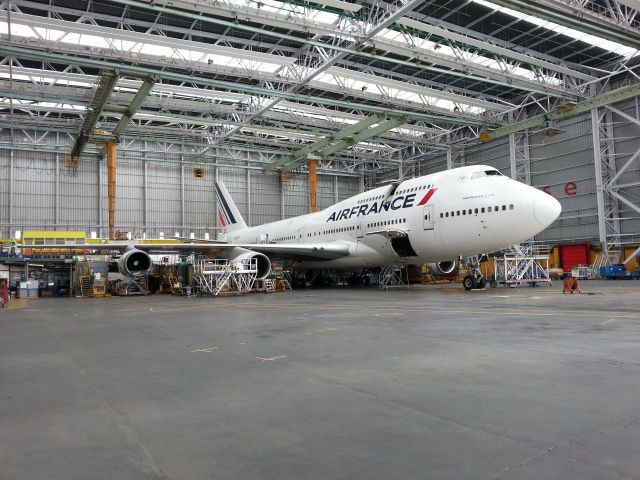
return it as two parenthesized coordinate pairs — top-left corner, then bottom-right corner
(112, 274), (149, 295)
(378, 264), (409, 290)
(493, 243), (551, 287)
(192, 256), (258, 296)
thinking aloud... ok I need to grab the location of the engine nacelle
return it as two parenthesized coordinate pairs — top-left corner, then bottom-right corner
(429, 261), (457, 275)
(226, 247), (271, 280)
(117, 248), (153, 277)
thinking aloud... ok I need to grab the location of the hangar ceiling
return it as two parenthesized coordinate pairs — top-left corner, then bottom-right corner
(0, 0), (638, 174)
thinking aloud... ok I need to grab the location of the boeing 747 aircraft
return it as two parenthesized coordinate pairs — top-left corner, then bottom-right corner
(25, 165), (561, 290)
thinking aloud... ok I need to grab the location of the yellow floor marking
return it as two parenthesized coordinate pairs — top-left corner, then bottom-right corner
(191, 346), (219, 353)
(255, 355), (287, 362)
(1, 297), (28, 310)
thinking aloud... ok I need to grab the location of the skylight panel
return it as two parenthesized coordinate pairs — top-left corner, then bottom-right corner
(0, 15), (290, 72)
(375, 27), (564, 87)
(471, 0), (638, 58)
(0, 99), (87, 111)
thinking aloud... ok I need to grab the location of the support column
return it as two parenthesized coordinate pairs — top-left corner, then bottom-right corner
(55, 150), (60, 227)
(281, 180), (285, 220)
(214, 168), (219, 234)
(308, 160), (318, 213)
(446, 144), (465, 170)
(334, 175), (339, 204)
(143, 160), (148, 234)
(246, 167), (251, 226)
(591, 107), (621, 257)
(106, 142), (117, 240)
(180, 163), (185, 233)
(509, 130), (531, 184)
(8, 149), (13, 227)
(98, 157), (103, 238)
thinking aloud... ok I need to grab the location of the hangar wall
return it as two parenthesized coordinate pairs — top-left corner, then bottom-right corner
(0, 137), (361, 239)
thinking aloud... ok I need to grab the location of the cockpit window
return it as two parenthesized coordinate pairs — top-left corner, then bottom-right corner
(471, 170), (502, 179)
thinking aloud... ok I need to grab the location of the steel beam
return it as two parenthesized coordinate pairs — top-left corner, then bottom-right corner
(0, 44), (467, 124)
(106, 142), (117, 240)
(480, 84), (640, 142)
(264, 114), (384, 171)
(486, 0), (640, 50)
(112, 78), (156, 138)
(311, 117), (408, 162)
(70, 70), (119, 158)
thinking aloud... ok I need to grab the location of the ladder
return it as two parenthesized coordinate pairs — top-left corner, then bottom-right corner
(378, 264), (409, 290)
(263, 279), (275, 293)
(79, 276), (92, 297)
(281, 280), (292, 291)
(213, 269), (234, 296)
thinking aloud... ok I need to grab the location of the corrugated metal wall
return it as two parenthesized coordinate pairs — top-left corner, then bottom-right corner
(0, 136), (360, 239)
(529, 112), (598, 242)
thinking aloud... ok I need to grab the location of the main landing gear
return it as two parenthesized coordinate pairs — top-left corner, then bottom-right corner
(462, 255), (486, 291)
(463, 273), (486, 290)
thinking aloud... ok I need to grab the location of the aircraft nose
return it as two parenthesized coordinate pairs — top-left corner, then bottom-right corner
(534, 192), (561, 228)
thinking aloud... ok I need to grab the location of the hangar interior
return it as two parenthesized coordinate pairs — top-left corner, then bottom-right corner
(1, 0), (639, 253)
(3, 2), (640, 480)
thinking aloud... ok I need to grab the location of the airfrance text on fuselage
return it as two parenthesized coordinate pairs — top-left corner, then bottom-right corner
(326, 193), (417, 222)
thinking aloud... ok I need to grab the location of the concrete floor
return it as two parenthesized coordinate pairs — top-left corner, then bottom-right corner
(1, 280), (640, 480)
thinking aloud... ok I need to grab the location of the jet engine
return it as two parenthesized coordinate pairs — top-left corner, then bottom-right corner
(117, 248), (153, 277)
(226, 247), (271, 280)
(429, 261), (457, 275)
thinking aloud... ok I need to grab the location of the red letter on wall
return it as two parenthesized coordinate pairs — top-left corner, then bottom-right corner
(564, 182), (577, 196)
(542, 186), (551, 195)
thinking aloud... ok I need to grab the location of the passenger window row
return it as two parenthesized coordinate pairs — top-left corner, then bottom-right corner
(440, 204), (514, 218)
(367, 218), (407, 228)
(306, 226), (357, 237)
(275, 235), (296, 242)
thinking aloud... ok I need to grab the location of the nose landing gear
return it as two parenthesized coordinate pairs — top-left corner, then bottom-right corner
(462, 255), (487, 290)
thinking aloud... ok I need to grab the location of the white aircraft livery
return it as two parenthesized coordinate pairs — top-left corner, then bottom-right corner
(28, 165), (561, 288)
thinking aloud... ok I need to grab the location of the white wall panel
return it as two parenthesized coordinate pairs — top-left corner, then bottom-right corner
(0, 154), (9, 229)
(250, 172), (281, 226)
(58, 158), (99, 228)
(146, 162), (181, 231)
(184, 164), (216, 233)
(11, 151), (55, 228)
(283, 173), (309, 218)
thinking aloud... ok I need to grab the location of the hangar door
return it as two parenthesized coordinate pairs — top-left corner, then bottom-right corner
(559, 242), (591, 272)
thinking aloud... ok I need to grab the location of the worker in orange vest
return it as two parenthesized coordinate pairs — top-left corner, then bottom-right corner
(562, 275), (582, 294)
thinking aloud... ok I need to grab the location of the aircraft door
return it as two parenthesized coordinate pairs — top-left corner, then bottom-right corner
(357, 220), (364, 240)
(423, 205), (435, 230)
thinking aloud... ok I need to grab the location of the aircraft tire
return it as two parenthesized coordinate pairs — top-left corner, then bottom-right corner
(476, 276), (487, 289)
(463, 275), (478, 290)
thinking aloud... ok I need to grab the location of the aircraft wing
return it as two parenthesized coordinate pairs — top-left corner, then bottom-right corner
(22, 241), (352, 261)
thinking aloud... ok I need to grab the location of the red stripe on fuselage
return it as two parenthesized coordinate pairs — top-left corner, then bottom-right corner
(218, 210), (227, 227)
(417, 188), (437, 205)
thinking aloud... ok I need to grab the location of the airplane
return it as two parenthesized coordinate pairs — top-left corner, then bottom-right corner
(23, 165), (561, 290)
